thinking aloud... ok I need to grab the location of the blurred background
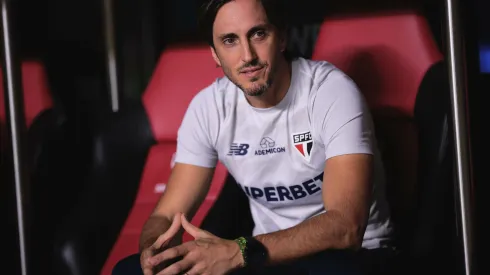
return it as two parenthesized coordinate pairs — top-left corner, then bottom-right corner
(1, 0), (489, 274)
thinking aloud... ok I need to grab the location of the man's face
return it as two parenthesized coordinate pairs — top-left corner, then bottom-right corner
(211, 0), (286, 97)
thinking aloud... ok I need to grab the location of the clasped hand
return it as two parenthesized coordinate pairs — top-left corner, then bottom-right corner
(141, 213), (244, 275)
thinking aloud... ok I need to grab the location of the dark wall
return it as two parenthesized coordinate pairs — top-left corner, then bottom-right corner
(476, 0), (490, 43)
(12, 0), (446, 110)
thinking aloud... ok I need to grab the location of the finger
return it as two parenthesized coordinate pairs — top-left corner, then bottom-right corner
(181, 213), (212, 239)
(153, 213), (183, 249)
(155, 256), (194, 275)
(150, 242), (191, 267)
(183, 262), (206, 275)
(142, 267), (153, 275)
(141, 249), (155, 271)
(141, 252), (154, 275)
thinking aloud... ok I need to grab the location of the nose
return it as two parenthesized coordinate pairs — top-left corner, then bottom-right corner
(241, 40), (257, 63)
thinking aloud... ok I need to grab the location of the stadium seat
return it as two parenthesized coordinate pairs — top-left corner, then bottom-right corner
(49, 44), (227, 275)
(0, 61), (74, 274)
(312, 10), (460, 274)
(0, 61), (54, 129)
(0, 62), (56, 163)
(100, 45), (228, 275)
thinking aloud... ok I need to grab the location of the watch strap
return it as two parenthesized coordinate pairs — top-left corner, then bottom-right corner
(234, 237), (248, 267)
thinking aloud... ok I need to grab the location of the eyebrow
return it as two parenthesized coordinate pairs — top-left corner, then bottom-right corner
(217, 23), (270, 41)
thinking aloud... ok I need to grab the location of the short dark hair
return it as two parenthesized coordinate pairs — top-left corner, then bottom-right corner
(198, 0), (289, 47)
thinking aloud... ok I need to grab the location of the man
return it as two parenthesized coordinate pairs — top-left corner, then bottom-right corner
(113, 0), (394, 274)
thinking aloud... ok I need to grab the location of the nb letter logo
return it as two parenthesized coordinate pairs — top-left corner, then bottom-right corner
(228, 143), (249, 156)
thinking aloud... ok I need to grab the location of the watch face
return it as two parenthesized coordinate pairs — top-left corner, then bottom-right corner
(246, 237), (268, 267)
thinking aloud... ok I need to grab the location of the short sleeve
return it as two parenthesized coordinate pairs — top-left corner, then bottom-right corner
(312, 71), (374, 160)
(174, 91), (218, 168)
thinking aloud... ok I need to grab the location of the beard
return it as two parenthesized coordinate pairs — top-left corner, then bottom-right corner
(239, 76), (272, 97)
(223, 59), (275, 97)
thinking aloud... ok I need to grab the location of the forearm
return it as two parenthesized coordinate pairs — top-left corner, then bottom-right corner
(254, 210), (362, 265)
(139, 215), (183, 252)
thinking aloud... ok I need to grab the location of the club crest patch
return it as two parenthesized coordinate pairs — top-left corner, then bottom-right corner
(292, 131), (313, 161)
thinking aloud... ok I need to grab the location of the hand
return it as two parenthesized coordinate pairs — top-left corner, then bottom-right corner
(148, 213), (244, 275)
(141, 213), (182, 275)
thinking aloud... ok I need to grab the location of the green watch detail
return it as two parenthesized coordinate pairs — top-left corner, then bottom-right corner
(234, 236), (248, 267)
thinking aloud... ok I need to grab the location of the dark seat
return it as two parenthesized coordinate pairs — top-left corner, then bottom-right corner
(311, 10), (461, 274)
(50, 45), (229, 275)
(0, 61), (73, 275)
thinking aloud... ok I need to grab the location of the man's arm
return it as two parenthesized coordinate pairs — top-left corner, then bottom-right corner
(251, 70), (375, 265)
(139, 162), (215, 252)
(253, 153), (372, 265)
(140, 87), (220, 252)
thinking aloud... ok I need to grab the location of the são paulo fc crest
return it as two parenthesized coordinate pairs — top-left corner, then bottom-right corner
(292, 131), (313, 161)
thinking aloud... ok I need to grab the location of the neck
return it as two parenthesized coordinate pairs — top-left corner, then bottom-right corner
(245, 57), (291, 108)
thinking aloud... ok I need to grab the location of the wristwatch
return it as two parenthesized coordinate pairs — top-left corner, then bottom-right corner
(235, 236), (268, 268)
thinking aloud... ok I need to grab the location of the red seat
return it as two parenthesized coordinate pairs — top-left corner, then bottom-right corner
(312, 10), (459, 273)
(313, 11), (442, 114)
(0, 61), (69, 274)
(0, 61), (55, 189)
(100, 45), (227, 275)
(0, 61), (54, 144)
(313, 10), (443, 222)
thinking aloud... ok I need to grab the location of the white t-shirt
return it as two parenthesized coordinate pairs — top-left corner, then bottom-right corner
(175, 57), (393, 249)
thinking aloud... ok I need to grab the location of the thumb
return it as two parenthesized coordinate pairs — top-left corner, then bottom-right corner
(152, 213), (182, 249)
(181, 213), (213, 239)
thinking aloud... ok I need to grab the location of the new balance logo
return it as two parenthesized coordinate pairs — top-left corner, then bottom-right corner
(228, 143), (250, 156)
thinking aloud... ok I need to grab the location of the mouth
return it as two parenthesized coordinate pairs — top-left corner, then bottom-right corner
(240, 66), (264, 77)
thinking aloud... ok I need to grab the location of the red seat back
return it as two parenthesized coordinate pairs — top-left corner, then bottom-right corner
(312, 11), (444, 240)
(313, 11), (442, 116)
(101, 45), (226, 275)
(0, 61), (54, 129)
(0, 61), (53, 170)
(143, 45), (224, 142)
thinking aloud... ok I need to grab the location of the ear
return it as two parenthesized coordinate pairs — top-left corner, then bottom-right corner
(211, 47), (222, 67)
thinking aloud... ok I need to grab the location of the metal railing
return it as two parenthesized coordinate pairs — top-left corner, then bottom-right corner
(444, 0), (476, 274)
(103, 0), (120, 112)
(1, 0), (28, 274)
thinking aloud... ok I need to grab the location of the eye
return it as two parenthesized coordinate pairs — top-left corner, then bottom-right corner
(223, 38), (237, 45)
(253, 30), (267, 40)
